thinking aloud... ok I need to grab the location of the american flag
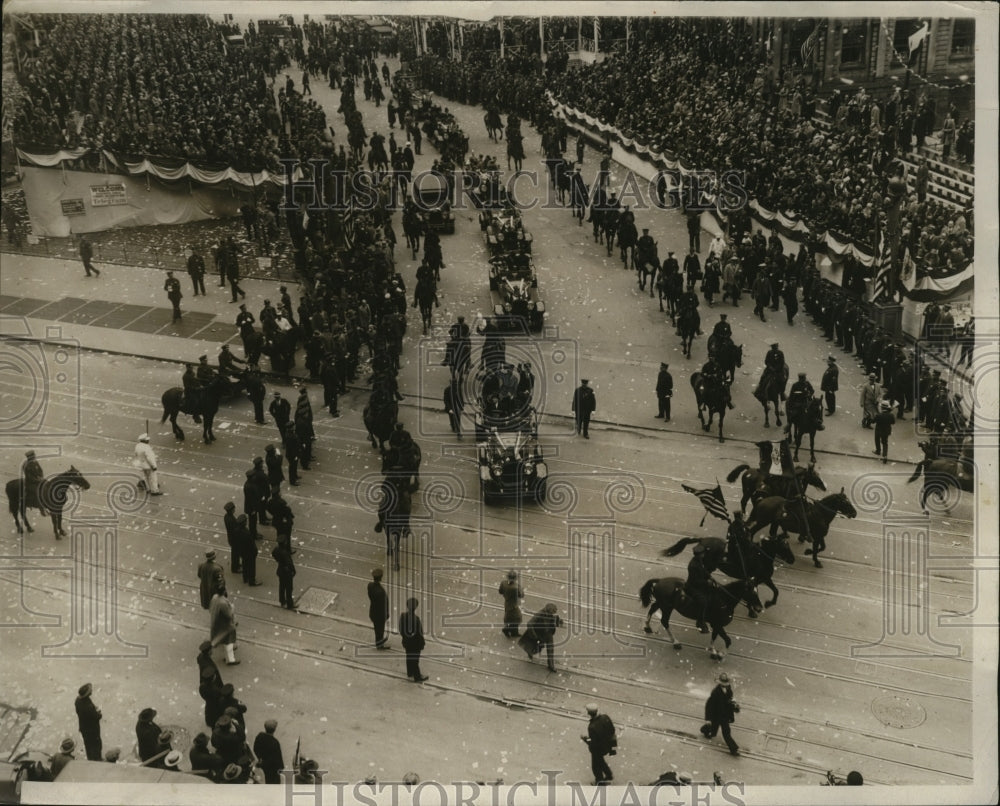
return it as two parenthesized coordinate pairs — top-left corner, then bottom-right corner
(801, 22), (821, 66)
(341, 194), (356, 248)
(682, 483), (731, 527)
(871, 229), (894, 302)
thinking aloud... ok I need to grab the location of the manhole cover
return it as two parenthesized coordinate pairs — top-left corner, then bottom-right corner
(871, 694), (927, 728)
(295, 587), (339, 616)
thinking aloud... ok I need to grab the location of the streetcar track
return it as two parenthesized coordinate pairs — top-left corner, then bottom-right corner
(0, 566), (972, 784)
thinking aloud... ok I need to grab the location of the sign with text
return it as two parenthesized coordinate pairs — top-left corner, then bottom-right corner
(60, 198), (86, 216)
(89, 183), (128, 207)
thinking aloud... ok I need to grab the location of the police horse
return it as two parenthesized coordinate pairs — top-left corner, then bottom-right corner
(753, 364), (788, 428)
(161, 374), (233, 444)
(619, 217), (639, 273)
(789, 396), (825, 463)
(726, 461), (827, 512)
(707, 334), (743, 385)
(6, 467), (91, 538)
(363, 392), (399, 452)
(375, 475), (413, 571)
(639, 577), (762, 660)
(662, 532), (796, 610)
(412, 275), (438, 335)
(907, 437), (974, 514)
(402, 205), (424, 259)
(484, 108), (503, 142)
(745, 489), (858, 568)
(690, 371), (732, 442)
(382, 441), (423, 492)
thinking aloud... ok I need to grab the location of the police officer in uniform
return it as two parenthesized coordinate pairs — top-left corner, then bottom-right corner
(655, 363), (673, 421)
(685, 544), (715, 633)
(821, 356), (839, 415)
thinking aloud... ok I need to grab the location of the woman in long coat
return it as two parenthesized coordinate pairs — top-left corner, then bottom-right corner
(859, 373), (882, 428)
(210, 587), (239, 665)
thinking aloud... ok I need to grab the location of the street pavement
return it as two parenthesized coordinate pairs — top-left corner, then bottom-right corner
(0, 55), (981, 795)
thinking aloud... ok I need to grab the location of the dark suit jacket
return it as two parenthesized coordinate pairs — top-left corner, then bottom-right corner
(399, 611), (425, 651)
(368, 581), (389, 623)
(253, 732), (284, 772)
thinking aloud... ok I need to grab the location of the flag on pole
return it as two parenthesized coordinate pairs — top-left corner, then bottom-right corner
(907, 21), (930, 56)
(341, 194), (356, 248)
(871, 227), (894, 302)
(682, 483), (731, 526)
(800, 22), (821, 66)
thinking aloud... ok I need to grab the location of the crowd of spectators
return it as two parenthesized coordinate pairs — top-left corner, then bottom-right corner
(408, 17), (972, 280)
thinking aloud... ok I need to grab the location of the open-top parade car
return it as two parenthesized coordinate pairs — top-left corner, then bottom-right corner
(472, 363), (547, 505)
(411, 171), (455, 234)
(488, 252), (544, 331)
(482, 207), (533, 256)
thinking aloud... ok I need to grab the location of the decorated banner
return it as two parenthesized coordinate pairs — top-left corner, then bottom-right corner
(90, 183), (128, 207)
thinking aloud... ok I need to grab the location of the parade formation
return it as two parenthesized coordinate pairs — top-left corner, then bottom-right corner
(0, 7), (994, 805)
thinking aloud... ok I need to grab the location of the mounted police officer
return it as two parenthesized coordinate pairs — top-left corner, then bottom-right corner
(218, 345), (245, 384)
(765, 342), (787, 401)
(182, 363), (203, 412)
(785, 372), (814, 431)
(685, 544), (715, 633)
(197, 355), (217, 386)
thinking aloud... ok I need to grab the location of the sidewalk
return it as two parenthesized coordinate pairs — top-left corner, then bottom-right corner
(0, 252), (309, 377)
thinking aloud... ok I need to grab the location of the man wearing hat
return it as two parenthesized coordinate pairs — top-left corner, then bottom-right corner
(222, 502), (242, 574)
(236, 303), (255, 331)
(498, 570), (524, 637)
(189, 732), (223, 781)
(253, 720), (285, 784)
(198, 550), (225, 609)
(860, 372), (881, 429)
(233, 514), (261, 586)
(572, 379), (597, 439)
(75, 683), (103, 761)
(186, 245), (206, 296)
(133, 434), (162, 495)
(685, 544), (715, 634)
(135, 708), (162, 762)
(873, 401), (896, 464)
(196, 354), (216, 386)
(218, 344), (246, 384)
(368, 568), (390, 648)
(210, 584), (239, 665)
(198, 638), (223, 686)
(581, 704), (617, 785)
(701, 673), (740, 755)
(50, 738), (76, 778)
(164, 270), (183, 321)
(821, 356), (839, 416)
(399, 597), (428, 682)
(294, 388), (315, 470)
(20, 450), (45, 516)
(785, 372), (814, 428)
(272, 534), (298, 611)
(655, 363), (673, 421)
(519, 603), (563, 672)
(269, 390), (292, 437)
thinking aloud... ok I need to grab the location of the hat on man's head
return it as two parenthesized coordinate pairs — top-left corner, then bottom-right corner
(224, 501), (236, 511)
(543, 603), (558, 614)
(205, 550), (216, 560)
(199, 355), (207, 361)
(78, 682), (92, 697)
(585, 703), (599, 715)
(215, 715), (232, 729)
(771, 342), (779, 349)
(138, 434), (150, 442)
(798, 372), (807, 379)
(199, 639), (213, 653)
(372, 568), (383, 580)
(139, 707), (157, 720)
(827, 356), (836, 363)
(507, 570), (518, 580)
(273, 390), (281, 397)
(157, 731), (173, 745)
(717, 672), (731, 685)
(660, 362), (669, 369)
(581, 379), (589, 385)
(237, 514), (247, 524)
(60, 738), (76, 753)
(880, 401), (891, 410)
(868, 372), (877, 380)
(25, 450), (35, 458)
(406, 597), (419, 610)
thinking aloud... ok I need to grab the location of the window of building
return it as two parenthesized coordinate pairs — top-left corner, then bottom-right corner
(840, 21), (867, 65)
(892, 18), (922, 57)
(951, 19), (974, 58)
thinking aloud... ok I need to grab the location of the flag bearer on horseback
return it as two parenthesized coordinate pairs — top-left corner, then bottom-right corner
(685, 544), (716, 633)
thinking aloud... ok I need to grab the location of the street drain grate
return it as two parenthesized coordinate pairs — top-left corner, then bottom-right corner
(871, 694), (927, 728)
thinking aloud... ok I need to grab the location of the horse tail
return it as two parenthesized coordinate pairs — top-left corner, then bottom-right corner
(726, 464), (751, 483)
(906, 461), (925, 484)
(662, 537), (697, 558)
(639, 579), (658, 608)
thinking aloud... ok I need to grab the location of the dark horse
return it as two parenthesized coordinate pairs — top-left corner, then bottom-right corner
(639, 577), (762, 659)
(746, 489), (858, 568)
(381, 440), (423, 491)
(789, 396), (825, 463)
(708, 337), (743, 385)
(600, 207), (620, 256)
(6, 467), (91, 537)
(691, 371), (732, 443)
(662, 532), (796, 611)
(402, 205), (424, 259)
(363, 394), (399, 451)
(907, 437), (974, 514)
(161, 375), (233, 443)
(484, 108), (503, 142)
(753, 365), (788, 428)
(677, 306), (700, 359)
(619, 217), (638, 271)
(375, 475), (413, 571)
(726, 462), (826, 512)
